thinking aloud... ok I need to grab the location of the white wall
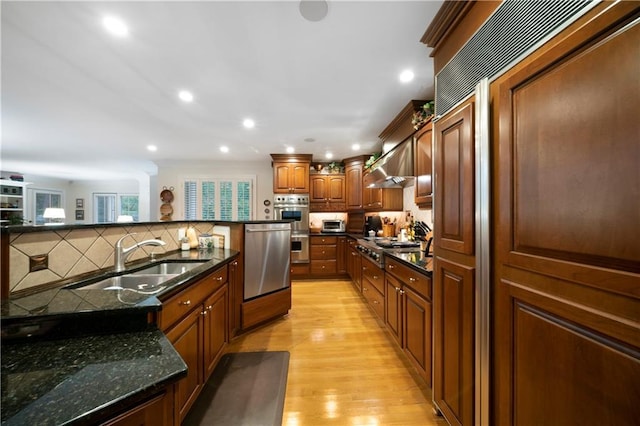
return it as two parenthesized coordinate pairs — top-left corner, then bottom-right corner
(157, 160), (274, 221)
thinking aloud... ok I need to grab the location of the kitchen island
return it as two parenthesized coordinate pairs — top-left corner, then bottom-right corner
(1, 247), (240, 425)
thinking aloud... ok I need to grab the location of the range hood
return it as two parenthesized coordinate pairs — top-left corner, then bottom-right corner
(363, 139), (415, 188)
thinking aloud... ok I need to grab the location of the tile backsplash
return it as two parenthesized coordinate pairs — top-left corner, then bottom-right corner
(8, 222), (216, 294)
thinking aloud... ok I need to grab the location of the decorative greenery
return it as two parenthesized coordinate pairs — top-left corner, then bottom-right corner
(365, 152), (382, 169)
(327, 162), (344, 173)
(412, 100), (435, 130)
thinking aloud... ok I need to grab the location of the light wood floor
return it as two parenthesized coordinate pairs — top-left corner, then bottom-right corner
(227, 280), (448, 426)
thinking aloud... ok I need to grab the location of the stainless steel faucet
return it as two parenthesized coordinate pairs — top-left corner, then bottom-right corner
(114, 233), (166, 272)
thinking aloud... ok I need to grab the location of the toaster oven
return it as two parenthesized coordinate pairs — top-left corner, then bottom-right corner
(321, 219), (345, 233)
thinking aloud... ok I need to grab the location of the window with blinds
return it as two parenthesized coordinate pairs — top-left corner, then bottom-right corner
(183, 177), (254, 221)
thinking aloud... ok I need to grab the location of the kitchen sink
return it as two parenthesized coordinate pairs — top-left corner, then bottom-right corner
(73, 274), (178, 293)
(131, 261), (205, 275)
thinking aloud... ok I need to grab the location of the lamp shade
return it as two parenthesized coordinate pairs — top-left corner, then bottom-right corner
(43, 208), (66, 219)
(116, 215), (134, 223)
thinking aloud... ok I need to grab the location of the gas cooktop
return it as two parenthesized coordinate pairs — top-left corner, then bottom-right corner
(361, 237), (420, 249)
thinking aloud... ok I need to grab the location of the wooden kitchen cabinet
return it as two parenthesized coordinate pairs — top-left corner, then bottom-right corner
(432, 98), (476, 425)
(414, 121), (433, 207)
(361, 256), (385, 321)
(228, 258), (242, 339)
(337, 236), (347, 275)
(362, 179), (403, 212)
(159, 265), (229, 424)
(385, 257), (432, 385)
(346, 237), (362, 292)
(309, 174), (346, 212)
(310, 235), (337, 275)
(101, 389), (174, 426)
(344, 155), (368, 211)
(271, 154), (312, 194)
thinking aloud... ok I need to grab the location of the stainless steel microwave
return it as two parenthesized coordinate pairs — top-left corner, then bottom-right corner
(321, 219), (345, 233)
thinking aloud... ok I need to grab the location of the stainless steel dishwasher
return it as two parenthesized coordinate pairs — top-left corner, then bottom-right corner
(244, 222), (291, 301)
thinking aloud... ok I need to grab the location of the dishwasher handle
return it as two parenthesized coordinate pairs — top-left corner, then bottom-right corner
(246, 228), (291, 233)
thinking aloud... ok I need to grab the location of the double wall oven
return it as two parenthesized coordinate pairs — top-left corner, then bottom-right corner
(274, 194), (309, 264)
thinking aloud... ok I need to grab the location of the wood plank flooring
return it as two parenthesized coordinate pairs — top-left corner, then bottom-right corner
(227, 280), (447, 426)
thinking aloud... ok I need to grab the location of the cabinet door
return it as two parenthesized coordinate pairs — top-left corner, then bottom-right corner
(349, 246), (362, 292)
(403, 286), (432, 386)
(228, 259), (241, 339)
(101, 391), (173, 426)
(492, 5), (640, 425)
(291, 163), (310, 193)
(310, 176), (327, 202)
(204, 285), (228, 380)
(414, 122), (433, 207)
(345, 163), (363, 210)
(337, 236), (347, 274)
(273, 163), (293, 193)
(165, 308), (203, 423)
(384, 274), (402, 345)
(327, 176), (345, 202)
(433, 256), (475, 426)
(434, 101), (474, 255)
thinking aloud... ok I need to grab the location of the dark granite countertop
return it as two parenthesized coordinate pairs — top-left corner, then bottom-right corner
(1, 248), (239, 325)
(1, 329), (187, 426)
(384, 249), (433, 276)
(0, 248), (239, 425)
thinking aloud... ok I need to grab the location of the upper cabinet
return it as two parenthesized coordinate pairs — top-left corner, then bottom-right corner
(309, 174), (346, 212)
(344, 155), (368, 211)
(271, 154), (312, 194)
(414, 121), (433, 207)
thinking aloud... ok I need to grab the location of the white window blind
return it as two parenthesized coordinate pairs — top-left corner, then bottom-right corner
(183, 177), (254, 221)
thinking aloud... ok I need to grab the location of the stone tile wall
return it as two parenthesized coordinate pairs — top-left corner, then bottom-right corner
(8, 222), (216, 294)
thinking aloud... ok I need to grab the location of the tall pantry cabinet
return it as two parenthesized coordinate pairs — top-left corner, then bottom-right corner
(424, 1), (640, 425)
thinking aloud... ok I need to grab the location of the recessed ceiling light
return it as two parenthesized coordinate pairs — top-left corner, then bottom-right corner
(147, 145), (157, 152)
(102, 15), (129, 37)
(286, 147), (295, 154)
(325, 152), (333, 159)
(399, 69), (414, 83)
(352, 144), (360, 151)
(178, 90), (194, 103)
(243, 118), (255, 129)
(299, 0), (329, 22)
(220, 146), (229, 153)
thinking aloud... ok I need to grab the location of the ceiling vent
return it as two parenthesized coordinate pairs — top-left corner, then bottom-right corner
(435, 0), (596, 117)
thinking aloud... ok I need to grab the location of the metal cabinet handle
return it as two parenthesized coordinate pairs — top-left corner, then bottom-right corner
(373, 300), (379, 305)
(180, 300), (191, 306)
(216, 276), (223, 281)
(201, 310), (208, 316)
(409, 277), (416, 282)
(399, 289), (405, 295)
(388, 265), (395, 269)
(395, 287), (400, 292)
(373, 275), (379, 280)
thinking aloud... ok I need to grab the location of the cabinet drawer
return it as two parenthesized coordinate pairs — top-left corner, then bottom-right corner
(310, 259), (337, 274)
(385, 258), (431, 300)
(362, 282), (384, 320)
(311, 236), (337, 245)
(159, 280), (211, 331)
(361, 258), (384, 294)
(310, 245), (337, 260)
(205, 266), (228, 292)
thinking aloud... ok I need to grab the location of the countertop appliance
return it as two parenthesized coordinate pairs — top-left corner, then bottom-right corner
(321, 219), (345, 233)
(244, 223), (291, 300)
(356, 237), (420, 268)
(364, 216), (383, 236)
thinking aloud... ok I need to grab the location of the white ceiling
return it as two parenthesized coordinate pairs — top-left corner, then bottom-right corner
(1, 1), (442, 181)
